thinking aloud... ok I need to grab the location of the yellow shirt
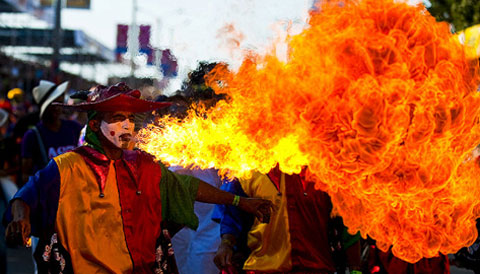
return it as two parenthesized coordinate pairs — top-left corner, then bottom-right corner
(240, 172), (293, 272)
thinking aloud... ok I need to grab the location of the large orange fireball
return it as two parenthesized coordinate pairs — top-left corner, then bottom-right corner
(138, 0), (480, 263)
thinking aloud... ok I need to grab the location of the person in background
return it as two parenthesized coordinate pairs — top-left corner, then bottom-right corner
(0, 107), (12, 274)
(214, 166), (362, 274)
(170, 165), (223, 274)
(0, 105), (19, 274)
(0, 100), (21, 184)
(0, 106), (17, 180)
(21, 80), (83, 183)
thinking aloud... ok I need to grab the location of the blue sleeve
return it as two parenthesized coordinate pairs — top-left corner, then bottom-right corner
(4, 160), (61, 237)
(212, 179), (253, 240)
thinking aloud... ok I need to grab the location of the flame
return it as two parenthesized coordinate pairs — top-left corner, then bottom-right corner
(138, 0), (480, 263)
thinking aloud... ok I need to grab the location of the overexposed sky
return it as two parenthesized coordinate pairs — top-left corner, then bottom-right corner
(61, 0), (312, 92)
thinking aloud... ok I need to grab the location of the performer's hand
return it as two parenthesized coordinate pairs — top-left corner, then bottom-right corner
(5, 199), (31, 247)
(238, 197), (274, 223)
(214, 237), (235, 271)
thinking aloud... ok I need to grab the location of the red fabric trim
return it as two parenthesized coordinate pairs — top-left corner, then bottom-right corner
(74, 146), (110, 194)
(267, 165), (281, 192)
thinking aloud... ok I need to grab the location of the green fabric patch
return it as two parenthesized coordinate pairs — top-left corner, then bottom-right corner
(159, 162), (200, 230)
(85, 111), (105, 154)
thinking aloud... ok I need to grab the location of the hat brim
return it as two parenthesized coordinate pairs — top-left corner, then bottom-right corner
(56, 93), (171, 113)
(0, 108), (8, 127)
(40, 81), (69, 118)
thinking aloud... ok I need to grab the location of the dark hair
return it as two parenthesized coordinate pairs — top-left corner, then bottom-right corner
(177, 61), (228, 102)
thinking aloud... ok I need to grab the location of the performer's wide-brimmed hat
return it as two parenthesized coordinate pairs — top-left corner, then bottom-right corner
(55, 82), (171, 113)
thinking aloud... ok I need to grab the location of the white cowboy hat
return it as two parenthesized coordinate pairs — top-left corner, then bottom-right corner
(32, 80), (69, 118)
(0, 108), (8, 127)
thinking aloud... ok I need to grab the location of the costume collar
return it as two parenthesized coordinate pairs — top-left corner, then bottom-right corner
(74, 146), (139, 197)
(267, 165), (282, 192)
(267, 165), (309, 192)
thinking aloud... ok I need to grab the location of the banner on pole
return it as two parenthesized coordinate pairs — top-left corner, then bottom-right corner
(116, 24), (129, 62)
(116, 24), (155, 64)
(139, 25), (153, 64)
(40, 0), (91, 9)
(159, 49), (178, 78)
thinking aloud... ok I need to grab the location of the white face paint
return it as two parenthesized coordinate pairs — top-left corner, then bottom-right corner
(100, 119), (135, 149)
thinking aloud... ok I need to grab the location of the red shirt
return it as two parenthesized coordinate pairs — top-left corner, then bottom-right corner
(268, 167), (336, 272)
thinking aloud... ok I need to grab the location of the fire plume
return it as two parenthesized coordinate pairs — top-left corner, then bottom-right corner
(138, 0), (480, 263)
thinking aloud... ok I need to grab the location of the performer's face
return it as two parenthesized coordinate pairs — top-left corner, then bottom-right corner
(98, 111), (135, 149)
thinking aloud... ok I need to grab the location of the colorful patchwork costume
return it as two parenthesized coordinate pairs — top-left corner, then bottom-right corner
(8, 145), (200, 273)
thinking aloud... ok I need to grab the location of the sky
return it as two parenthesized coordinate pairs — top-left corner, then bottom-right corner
(60, 0), (313, 93)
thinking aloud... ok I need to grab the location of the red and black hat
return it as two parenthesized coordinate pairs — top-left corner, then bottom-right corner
(55, 82), (171, 113)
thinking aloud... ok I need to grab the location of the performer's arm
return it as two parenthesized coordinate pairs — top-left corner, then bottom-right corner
(214, 233), (237, 269)
(5, 199), (31, 246)
(5, 160), (61, 246)
(213, 179), (253, 270)
(196, 180), (272, 222)
(159, 162), (272, 229)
